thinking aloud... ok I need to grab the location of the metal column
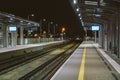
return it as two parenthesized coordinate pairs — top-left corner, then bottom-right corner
(20, 26), (24, 45)
(104, 23), (108, 51)
(98, 25), (103, 46)
(11, 32), (17, 46)
(94, 31), (97, 43)
(3, 25), (8, 47)
(118, 7), (120, 58)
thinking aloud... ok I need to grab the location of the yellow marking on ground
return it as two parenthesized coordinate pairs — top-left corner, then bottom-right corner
(78, 47), (86, 80)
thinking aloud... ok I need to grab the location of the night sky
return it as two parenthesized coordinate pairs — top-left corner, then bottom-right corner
(0, 0), (85, 38)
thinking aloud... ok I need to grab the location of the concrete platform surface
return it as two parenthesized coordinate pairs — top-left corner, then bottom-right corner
(51, 41), (120, 80)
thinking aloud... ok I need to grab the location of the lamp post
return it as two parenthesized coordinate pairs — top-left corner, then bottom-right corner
(48, 21), (53, 37)
(61, 27), (66, 40)
(27, 14), (34, 38)
(28, 14), (34, 20)
(40, 19), (46, 37)
(53, 24), (58, 38)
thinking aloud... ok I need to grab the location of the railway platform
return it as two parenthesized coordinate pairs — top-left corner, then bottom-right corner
(51, 41), (120, 80)
(0, 41), (65, 63)
(0, 41), (63, 53)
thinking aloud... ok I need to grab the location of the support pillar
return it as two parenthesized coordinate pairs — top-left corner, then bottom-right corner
(104, 24), (108, 51)
(20, 27), (24, 45)
(11, 32), (17, 47)
(118, 7), (120, 58)
(98, 25), (102, 46)
(94, 31), (97, 43)
(3, 25), (8, 47)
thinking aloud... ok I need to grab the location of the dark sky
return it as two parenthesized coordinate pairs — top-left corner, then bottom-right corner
(0, 0), (84, 38)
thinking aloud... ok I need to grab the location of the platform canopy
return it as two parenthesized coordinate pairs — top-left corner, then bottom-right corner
(69, 0), (120, 29)
(0, 11), (39, 27)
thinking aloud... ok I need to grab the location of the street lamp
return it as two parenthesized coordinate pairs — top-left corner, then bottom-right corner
(54, 24), (58, 36)
(28, 14), (34, 20)
(61, 27), (66, 40)
(53, 24), (58, 38)
(62, 27), (66, 33)
(48, 21), (53, 36)
(27, 14), (34, 38)
(39, 19), (46, 37)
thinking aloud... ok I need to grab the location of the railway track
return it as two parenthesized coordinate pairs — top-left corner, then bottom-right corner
(0, 41), (81, 80)
(0, 42), (69, 74)
(18, 43), (79, 80)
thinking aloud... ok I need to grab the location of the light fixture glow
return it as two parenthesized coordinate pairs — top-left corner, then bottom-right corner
(31, 14), (34, 16)
(20, 21), (23, 22)
(78, 14), (81, 16)
(28, 23), (31, 24)
(73, 0), (77, 4)
(76, 8), (79, 12)
(80, 17), (82, 20)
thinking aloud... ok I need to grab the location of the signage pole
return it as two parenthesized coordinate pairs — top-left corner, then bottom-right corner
(95, 31), (97, 43)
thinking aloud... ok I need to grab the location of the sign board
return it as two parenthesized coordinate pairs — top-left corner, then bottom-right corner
(9, 26), (16, 32)
(91, 26), (99, 31)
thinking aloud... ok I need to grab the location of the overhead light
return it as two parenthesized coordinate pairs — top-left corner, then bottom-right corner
(100, 0), (104, 3)
(95, 14), (101, 17)
(73, 0), (77, 4)
(43, 19), (46, 21)
(20, 21), (23, 23)
(34, 23), (39, 26)
(78, 14), (81, 16)
(28, 22), (31, 24)
(50, 22), (53, 24)
(37, 24), (40, 26)
(10, 18), (13, 20)
(85, 1), (97, 5)
(8, 14), (15, 18)
(76, 8), (79, 12)
(80, 17), (82, 20)
(56, 24), (58, 26)
(85, 1), (106, 6)
(31, 14), (34, 17)
(94, 14), (101, 17)
(81, 21), (84, 26)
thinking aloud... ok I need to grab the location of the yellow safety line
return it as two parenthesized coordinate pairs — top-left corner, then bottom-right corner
(78, 47), (86, 80)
